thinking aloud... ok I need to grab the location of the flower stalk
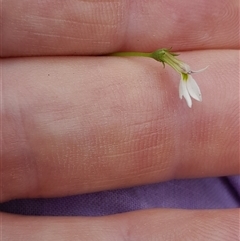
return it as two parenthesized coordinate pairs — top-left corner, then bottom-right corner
(109, 52), (152, 58)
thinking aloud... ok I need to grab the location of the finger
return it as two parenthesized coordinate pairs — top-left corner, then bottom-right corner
(2, 50), (239, 202)
(1, 0), (239, 57)
(2, 209), (239, 241)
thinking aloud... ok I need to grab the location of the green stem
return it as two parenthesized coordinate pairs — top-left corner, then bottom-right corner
(108, 51), (153, 58)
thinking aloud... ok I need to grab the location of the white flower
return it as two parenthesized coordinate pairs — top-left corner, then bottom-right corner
(151, 49), (208, 108)
(179, 73), (202, 108)
(178, 65), (208, 108)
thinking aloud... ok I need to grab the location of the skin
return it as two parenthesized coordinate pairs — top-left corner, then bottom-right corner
(1, 0), (240, 240)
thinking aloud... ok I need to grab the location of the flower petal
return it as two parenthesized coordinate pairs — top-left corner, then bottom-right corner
(179, 77), (184, 99)
(180, 78), (192, 108)
(191, 66), (209, 74)
(187, 75), (202, 102)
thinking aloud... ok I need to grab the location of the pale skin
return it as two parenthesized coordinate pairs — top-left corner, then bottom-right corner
(1, 0), (240, 240)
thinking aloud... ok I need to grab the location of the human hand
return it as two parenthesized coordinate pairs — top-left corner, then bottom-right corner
(2, 0), (239, 240)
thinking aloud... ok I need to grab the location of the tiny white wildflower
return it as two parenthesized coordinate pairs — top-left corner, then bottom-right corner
(152, 49), (208, 108)
(111, 48), (208, 108)
(179, 73), (202, 108)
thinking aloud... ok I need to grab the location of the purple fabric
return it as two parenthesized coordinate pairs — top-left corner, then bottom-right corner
(1, 176), (239, 216)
